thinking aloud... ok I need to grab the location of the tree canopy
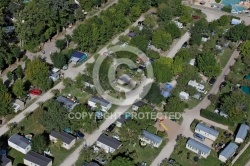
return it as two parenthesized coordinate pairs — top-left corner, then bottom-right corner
(153, 57), (174, 83)
(152, 29), (172, 51)
(108, 157), (134, 166)
(25, 58), (50, 90)
(31, 134), (49, 153)
(0, 79), (12, 116)
(40, 100), (70, 132)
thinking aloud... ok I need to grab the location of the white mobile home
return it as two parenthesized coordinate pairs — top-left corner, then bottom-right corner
(8, 134), (31, 154)
(186, 138), (211, 158)
(235, 124), (250, 143)
(195, 123), (219, 141)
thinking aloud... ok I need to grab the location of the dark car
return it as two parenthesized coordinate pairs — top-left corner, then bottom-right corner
(220, 81), (227, 88)
(192, 15), (200, 20)
(106, 123), (116, 132)
(193, 133), (205, 141)
(182, 42), (188, 48)
(29, 89), (42, 95)
(74, 130), (84, 139)
(209, 77), (216, 85)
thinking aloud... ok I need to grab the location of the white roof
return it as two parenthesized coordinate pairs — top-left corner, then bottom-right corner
(189, 59), (195, 66)
(231, 18), (242, 25)
(179, 91), (189, 98)
(70, 57), (80, 62)
(188, 80), (205, 90)
(52, 68), (60, 73)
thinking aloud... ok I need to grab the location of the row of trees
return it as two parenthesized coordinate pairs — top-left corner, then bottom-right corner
(73, 0), (151, 53)
(15, 0), (77, 50)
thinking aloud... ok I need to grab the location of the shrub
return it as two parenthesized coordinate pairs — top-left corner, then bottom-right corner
(200, 109), (234, 126)
(215, 0), (221, 3)
(221, 6), (232, 13)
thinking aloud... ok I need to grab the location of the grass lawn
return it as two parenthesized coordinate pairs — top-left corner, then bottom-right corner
(128, 139), (167, 165)
(170, 137), (221, 166)
(217, 48), (233, 68)
(61, 86), (90, 103)
(50, 139), (84, 166)
(187, 98), (200, 109)
(234, 145), (250, 166)
(8, 149), (25, 165)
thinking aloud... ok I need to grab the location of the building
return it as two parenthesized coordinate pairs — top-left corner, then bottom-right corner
(173, 20), (183, 28)
(139, 130), (163, 148)
(1, 156), (12, 166)
(8, 134), (31, 154)
(132, 100), (146, 111)
(87, 162), (100, 166)
(96, 134), (122, 153)
(219, 143), (238, 162)
(117, 74), (131, 85)
(161, 80), (177, 98)
(70, 51), (88, 64)
(56, 96), (77, 110)
(189, 59), (196, 66)
(201, 35), (210, 42)
(193, 93), (201, 100)
(179, 91), (189, 100)
(24, 151), (52, 166)
(231, 18), (242, 25)
(186, 138), (211, 158)
(195, 123), (219, 141)
(116, 113), (131, 127)
(235, 124), (250, 143)
(49, 131), (76, 150)
(188, 80), (207, 94)
(88, 96), (112, 112)
(128, 31), (136, 38)
(12, 99), (25, 113)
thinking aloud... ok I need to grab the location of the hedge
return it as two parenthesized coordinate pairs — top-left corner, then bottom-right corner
(200, 109), (234, 126)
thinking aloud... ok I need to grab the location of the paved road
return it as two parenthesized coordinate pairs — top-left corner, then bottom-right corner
(186, 4), (250, 25)
(165, 32), (190, 58)
(151, 49), (240, 166)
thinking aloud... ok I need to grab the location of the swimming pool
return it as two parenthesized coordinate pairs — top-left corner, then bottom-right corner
(222, 0), (246, 12)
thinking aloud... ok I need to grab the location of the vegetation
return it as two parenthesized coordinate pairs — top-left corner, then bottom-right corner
(200, 109), (234, 126)
(12, 79), (26, 98)
(108, 157), (134, 166)
(31, 134), (49, 153)
(221, 6), (232, 13)
(25, 58), (51, 90)
(0, 79), (13, 116)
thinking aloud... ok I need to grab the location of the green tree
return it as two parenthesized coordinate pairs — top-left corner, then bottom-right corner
(51, 52), (67, 69)
(153, 57), (174, 82)
(32, 134), (48, 153)
(40, 100), (70, 132)
(12, 79), (26, 98)
(240, 40), (250, 57)
(130, 35), (148, 52)
(55, 138), (63, 149)
(197, 52), (221, 77)
(221, 5), (232, 13)
(25, 58), (50, 89)
(143, 82), (165, 104)
(227, 24), (246, 42)
(108, 156), (134, 166)
(6, 71), (13, 81)
(0, 78), (13, 116)
(165, 96), (187, 113)
(190, 34), (202, 46)
(55, 39), (67, 50)
(146, 50), (160, 59)
(152, 30), (172, 51)
(15, 65), (24, 79)
(118, 35), (130, 43)
(164, 22), (181, 39)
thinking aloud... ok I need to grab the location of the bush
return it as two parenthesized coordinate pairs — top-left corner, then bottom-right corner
(200, 109), (234, 126)
(221, 6), (232, 13)
(215, 0), (221, 3)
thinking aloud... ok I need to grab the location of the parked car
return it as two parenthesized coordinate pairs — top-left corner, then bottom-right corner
(193, 133), (205, 141)
(182, 42), (188, 48)
(220, 81), (227, 89)
(192, 15), (200, 20)
(106, 123), (116, 132)
(74, 130), (84, 139)
(29, 89), (42, 96)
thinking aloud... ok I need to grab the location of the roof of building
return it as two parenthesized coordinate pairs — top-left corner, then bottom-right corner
(97, 134), (121, 150)
(236, 124), (250, 139)
(141, 130), (163, 144)
(89, 96), (110, 107)
(56, 96), (76, 110)
(193, 93), (201, 99)
(1, 156), (11, 166)
(8, 134), (30, 149)
(24, 151), (52, 166)
(220, 143), (238, 159)
(50, 72), (59, 78)
(87, 161), (100, 166)
(186, 138), (211, 154)
(50, 131), (76, 144)
(231, 18), (242, 25)
(133, 100), (146, 107)
(128, 31), (136, 37)
(196, 123), (219, 137)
